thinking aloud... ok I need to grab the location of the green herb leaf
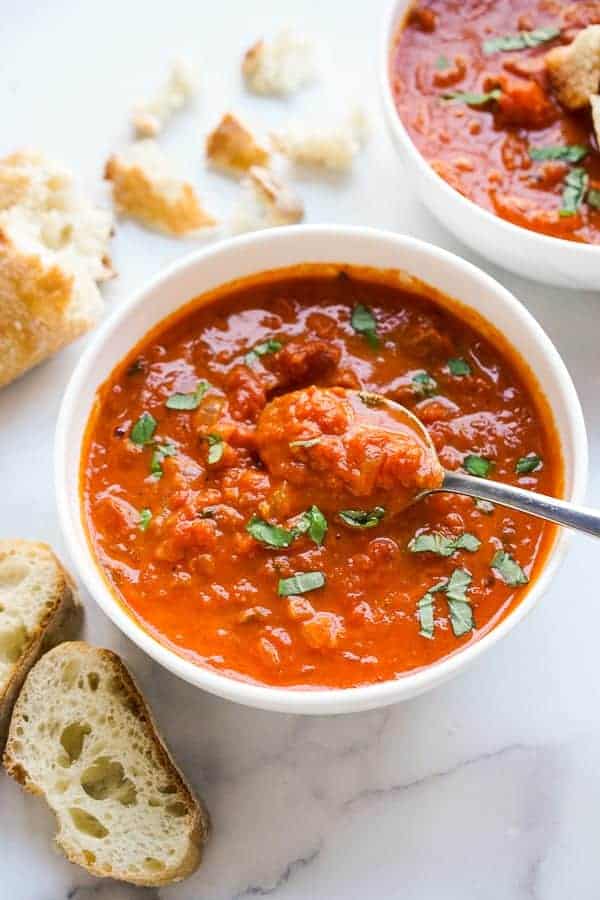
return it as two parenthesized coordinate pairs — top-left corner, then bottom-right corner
(442, 89), (501, 106)
(130, 412), (157, 445)
(464, 454), (492, 477)
(448, 357), (471, 376)
(529, 144), (588, 163)
(138, 508), (152, 531)
(412, 371), (438, 398)
(445, 568), (474, 637)
(166, 379), (210, 411)
(516, 454), (542, 474)
(560, 167), (588, 216)
(409, 531), (481, 557)
(474, 498), (495, 514)
(483, 26), (560, 54)
(295, 505), (328, 546)
(491, 550), (528, 586)
(278, 571), (326, 597)
(150, 442), (177, 477)
(416, 579), (452, 639)
(339, 507), (385, 529)
(127, 357), (146, 375)
(358, 391), (383, 408)
(351, 304), (380, 348)
(289, 436), (322, 449)
(435, 54), (450, 71)
(245, 339), (282, 365)
(207, 434), (224, 464)
(587, 188), (600, 209)
(246, 515), (296, 548)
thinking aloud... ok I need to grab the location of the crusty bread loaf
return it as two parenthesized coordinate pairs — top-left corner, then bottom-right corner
(4, 642), (209, 887)
(0, 540), (82, 749)
(105, 140), (217, 235)
(0, 150), (114, 388)
(206, 112), (270, 175)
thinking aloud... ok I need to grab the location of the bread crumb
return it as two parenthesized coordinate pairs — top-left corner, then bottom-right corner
(105, 140), (216, 235)
(0, 150), (113, 387)
(206, 113), (270, 176)
(242, 30), (317, 96)
(271, 107), (369, 172)
(545, 25), (600, 109)
(132, 59), (196, 138)
(231, 166), (304, 232)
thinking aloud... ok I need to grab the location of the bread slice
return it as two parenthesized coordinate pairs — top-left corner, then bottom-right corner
(4, 642), (209, 887)
(105, 140), (217, 235)
(0, 150), (114, 388)
(242, 29), (317, 96)
(132, 58), (196, 138)
(0, 540), (82, 749)
(206, 112), (270, 176)
(545, 25), (600, 109)
(232, 165), (304, 233)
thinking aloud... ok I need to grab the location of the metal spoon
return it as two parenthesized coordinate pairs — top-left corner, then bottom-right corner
(373, 393), (600, 538)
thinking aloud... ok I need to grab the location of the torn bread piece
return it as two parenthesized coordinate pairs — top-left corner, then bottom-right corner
(0, 150), (114, 388)
(0, 540), (82, 750)
(132, 58), (196, 138)
(206, 113), (270, 176)
(591, 93), (600, 142)
(271, 107), (369, 172)
(545, 25), (600, 109)
(4, 642), (209, 887)
(105, 141), (216, 235)
(232, 165), (304, 232)
(242, 29), (317, 96)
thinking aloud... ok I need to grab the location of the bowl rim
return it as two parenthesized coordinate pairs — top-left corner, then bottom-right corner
(378, 0), (599, 263)
(55, 225), (589, 715)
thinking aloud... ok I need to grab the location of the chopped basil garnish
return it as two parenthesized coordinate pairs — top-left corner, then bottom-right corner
(412, 371), (438, 398)
(290, 436), (322, 449)
(445, 568), (474, 637)
(130, 412), (157, 445)
(417, 570), (473, 639)
(491, 550), (528, 586)
(245, 339), (282, 365)
(442, 88), (501, 106)
(409, 531), (481, 557)
(464, 454), (492, 477)
(351, 304), (379, 348)
(278, 571), (326, 597)
(475, 498), (495, 514)
(295, 505), (328, 546)
(127, 358), (146, 375)
(207, 434), (224, 464)
(516, 454), (542, 474)
(166, 379), (210, 411)
(588, 188), (600, 209)
(483, 26), (559, 55)
(435, 54), (450, 71)
(246, 515), (296, 548)
(138, 508), (152, 531)
(560, 167), (588, 216)
(199, 506), (216, 518)
(529, 145), (587, 163)
(150, 442), (176, 477)
(448, 357), (471, 376)
(358, 391), (383, 408)
(339, 507), (385, 529)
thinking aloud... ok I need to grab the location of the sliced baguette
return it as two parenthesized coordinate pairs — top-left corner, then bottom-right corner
(4, 642), (209, 887)
(0, 540), (82, 749)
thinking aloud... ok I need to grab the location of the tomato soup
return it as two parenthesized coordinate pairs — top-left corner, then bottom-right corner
(81, 266), (562, 689)
(391, 0), (600, 242)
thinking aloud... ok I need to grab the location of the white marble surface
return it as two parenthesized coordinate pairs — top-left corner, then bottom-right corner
(2, 1), (600, 897)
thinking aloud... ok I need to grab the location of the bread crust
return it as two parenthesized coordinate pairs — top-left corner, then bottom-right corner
(3, 641), (209, 887)
(0, 541), (82, 749)
(545, 25), (600, 109)
(206, 113), (270, 175)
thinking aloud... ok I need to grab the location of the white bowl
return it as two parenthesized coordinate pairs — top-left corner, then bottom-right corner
(55, 226), (588, 714)
(379, 0), (599, 290)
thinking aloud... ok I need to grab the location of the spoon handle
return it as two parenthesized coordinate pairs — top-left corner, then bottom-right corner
(441, 471), (600, 538)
